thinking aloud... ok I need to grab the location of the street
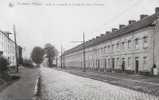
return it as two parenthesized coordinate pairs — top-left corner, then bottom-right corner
(0, 67), (40, 100)
(40, 67), (159, 100)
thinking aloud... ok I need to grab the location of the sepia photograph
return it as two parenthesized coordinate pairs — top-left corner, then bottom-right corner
(0, 0), (159, 100)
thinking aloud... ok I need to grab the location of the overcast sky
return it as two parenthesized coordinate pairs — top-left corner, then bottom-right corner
(0, 0), (159, 58)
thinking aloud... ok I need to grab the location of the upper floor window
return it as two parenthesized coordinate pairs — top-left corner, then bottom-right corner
(101, 48), (103, 54)
(143, 36), (148, 48)
(104, 46), (107, 53)
(122, 42), (125, 48)
(112, 44), (114, 50)
(135, 38), (139, 49)
(108, 45), (110, 50)
(116, 43), (119, 49)
(128, 40), (131, 49)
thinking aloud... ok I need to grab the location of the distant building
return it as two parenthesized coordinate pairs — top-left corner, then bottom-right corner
(0, 30), (22, 66)
(62, 7), (159, 75)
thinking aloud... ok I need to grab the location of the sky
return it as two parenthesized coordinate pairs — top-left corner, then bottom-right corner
(0, 0), (159, 58)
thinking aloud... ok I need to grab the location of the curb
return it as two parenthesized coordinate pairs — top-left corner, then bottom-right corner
(34, 76), (41, 96)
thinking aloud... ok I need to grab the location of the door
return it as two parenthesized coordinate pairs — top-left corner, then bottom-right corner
(135, 57), (139, 73)
(104, 59), (107, 71)
(98, 60), (100, 70)
(122, 58), (125, 72)
(112, 58), (115, 70)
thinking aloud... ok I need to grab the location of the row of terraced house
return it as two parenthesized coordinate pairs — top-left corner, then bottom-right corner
(61, 7), (159, 75)
(0, 30), (23, 66)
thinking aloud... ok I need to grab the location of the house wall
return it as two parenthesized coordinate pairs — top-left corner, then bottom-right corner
(0, 31), (16, 66)
(63, 26), (155, 73)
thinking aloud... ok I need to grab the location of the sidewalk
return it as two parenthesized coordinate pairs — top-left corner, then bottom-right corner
(61, 68), (159, 96)
(0, 67), (40, 100)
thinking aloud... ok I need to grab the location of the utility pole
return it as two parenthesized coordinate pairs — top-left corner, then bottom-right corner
(13, 24), (18, 72)
(70, 33), (86, 72)
(83, 32), (86, 72)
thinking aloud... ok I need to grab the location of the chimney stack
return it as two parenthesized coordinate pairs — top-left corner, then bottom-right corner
(105, 31), (111, 34)
(112, 28), (118, 32)
(128, 20), (136, 25)
(100, 34), (105, 37)
(96, 36), (100, 38)
(140, 14), (148, 20)
(119, 24), (126, 29)
(155, 7), (159, 16)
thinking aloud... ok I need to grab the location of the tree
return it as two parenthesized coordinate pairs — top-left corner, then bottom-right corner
(31, 46), (44, 67)
(44, 43), (58, 67)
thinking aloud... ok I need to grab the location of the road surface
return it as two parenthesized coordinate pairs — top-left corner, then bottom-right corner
(40, 67), (159, 100)
(0, 67), (40, 100)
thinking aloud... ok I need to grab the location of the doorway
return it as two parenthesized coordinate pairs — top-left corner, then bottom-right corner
(104, 59), (107, 71)
(135, 57), (139, 73)
(112, 58), (115, 70)
(122, 58), (125, 72)
(96, 59), (100, 70)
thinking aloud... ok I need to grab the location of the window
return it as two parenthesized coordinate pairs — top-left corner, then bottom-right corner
(108, 58), (110, 67)
(135, 38), (139, 49)
(143, 36), (148, 48)
(101, 48), (103, 54)
(112, 44), (114, 50)
(143, 56), (147, 64)
(128, 57), (131, 67)
(116, 58), (120, 67)
(128, 40), (131, 49)
(104, 46), (106, 52)
(143, 36), (148, 43)
(108, 45), (110, 50)
(122, 42), (125, 48)
(117, 43), (119, 49)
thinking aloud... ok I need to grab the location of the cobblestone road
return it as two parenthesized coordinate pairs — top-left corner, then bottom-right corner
(40, 67), (159, 100)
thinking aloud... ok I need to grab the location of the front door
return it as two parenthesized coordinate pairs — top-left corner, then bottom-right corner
(135, 57), (139, 73)
(104, 59), (107, 71)
(98, 60), (100, 71)
(96, 60), (100, 70)
(122, 58), (125, 72)
(112, 58), (115, 70)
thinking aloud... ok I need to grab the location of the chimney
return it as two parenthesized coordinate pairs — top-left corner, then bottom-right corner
(119, 24), (126, 29)
(128, 20), (136, 25)
(140, 14), (148, 20)
(96, 36), (100, 38)
(155, 7), (159, 16)
(100, 34), (105, 37)
(105, 31), (111, 34)
(112, 28), (118, 32)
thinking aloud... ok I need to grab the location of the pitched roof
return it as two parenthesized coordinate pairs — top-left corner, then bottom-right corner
(64, 13), (158, 55)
